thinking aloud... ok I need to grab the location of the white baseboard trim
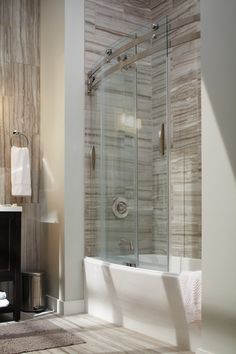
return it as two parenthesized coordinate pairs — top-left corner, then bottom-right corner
(196, 349), (215, 354)
(46, 295), (85, 315)
(59, 299), (85, 315)
(46, 295), (59, 312)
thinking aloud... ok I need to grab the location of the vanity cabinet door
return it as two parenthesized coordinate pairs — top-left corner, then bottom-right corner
(0, 215), (11, 271)
(0, 212), (21, 276)
(0, 211), (21, 321)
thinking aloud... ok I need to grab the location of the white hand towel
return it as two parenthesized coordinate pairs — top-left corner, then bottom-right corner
(179, 270), (202, 324)
(11, 146), (31, 196)
(0, 299), (9, 308)
(0, 291), (6, 300)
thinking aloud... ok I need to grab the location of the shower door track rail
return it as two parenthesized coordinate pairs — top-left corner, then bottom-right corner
(89, 30), (200, 91)
(87, 14), (200, 93)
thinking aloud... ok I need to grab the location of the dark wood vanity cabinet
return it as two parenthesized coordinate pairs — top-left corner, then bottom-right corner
(0, 211), (21, 321)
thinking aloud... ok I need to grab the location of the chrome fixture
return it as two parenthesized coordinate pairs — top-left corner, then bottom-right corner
(124, 262), (136, 267)
(87, 71), (96, 94)
(117, 54), (128, 62)
(87, 14), (200, 93)
(90, 145), (96, 171)
(105, 48), (112, 56)
(159, 123), (165, 155)
(119, 239), (134, 252)
(152, 23), (159, 30)
(10, 130), (29, 147)
(152, 33), (157, 40)
(105, 49), (113, 63)
(112, 197), (128, 218)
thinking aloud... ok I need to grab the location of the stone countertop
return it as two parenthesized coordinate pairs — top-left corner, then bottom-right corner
(0, 205), (22, 212)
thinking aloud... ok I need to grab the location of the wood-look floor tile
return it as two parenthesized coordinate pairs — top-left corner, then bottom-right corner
(23, 314), (194, 354)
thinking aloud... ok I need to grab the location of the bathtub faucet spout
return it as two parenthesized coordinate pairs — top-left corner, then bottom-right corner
(118, 238), (134, 252)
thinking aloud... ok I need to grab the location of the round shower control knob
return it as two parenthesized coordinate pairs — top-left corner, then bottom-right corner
(117, 201), (127, 214)
(112, 197), (129, 219)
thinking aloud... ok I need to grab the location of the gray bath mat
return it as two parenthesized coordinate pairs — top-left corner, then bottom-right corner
(0, 317), (86, 353)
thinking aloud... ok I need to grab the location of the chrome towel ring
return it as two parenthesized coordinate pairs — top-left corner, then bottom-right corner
(10, 130), (29, 147)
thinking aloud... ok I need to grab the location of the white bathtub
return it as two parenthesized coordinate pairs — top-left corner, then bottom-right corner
(99, 254), (201, 273)
(84, 256), (201, 352)
(139, 254), (201, 273)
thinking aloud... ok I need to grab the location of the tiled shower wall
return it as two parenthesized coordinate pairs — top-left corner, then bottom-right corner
(85, 0), (201, 259)
(0, 0), (42, 271)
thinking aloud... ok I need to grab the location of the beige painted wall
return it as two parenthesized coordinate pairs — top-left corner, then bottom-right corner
(40, 0), (65, 299)
(40, 0), (84, 307)
(199, 1), (236, 353)
(64, 0), (85, 302)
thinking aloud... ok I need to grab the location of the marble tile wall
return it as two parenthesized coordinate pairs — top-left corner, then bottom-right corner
(0, 0), (42, 271)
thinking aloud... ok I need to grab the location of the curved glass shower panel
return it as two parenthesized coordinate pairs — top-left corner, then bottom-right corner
(99, 54), (138, 266)
(90, 17), (169, 270)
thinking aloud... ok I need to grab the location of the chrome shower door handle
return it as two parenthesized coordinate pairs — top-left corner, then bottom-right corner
(159, 123), (165, 155)
(90, 146), (96, 170)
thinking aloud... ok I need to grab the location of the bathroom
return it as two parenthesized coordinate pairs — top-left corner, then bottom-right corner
(0, 1), (235, 354)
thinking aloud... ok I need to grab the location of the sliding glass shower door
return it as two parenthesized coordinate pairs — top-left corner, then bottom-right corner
(93, 18), (169, 271)
(99, 47), (138, 266)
